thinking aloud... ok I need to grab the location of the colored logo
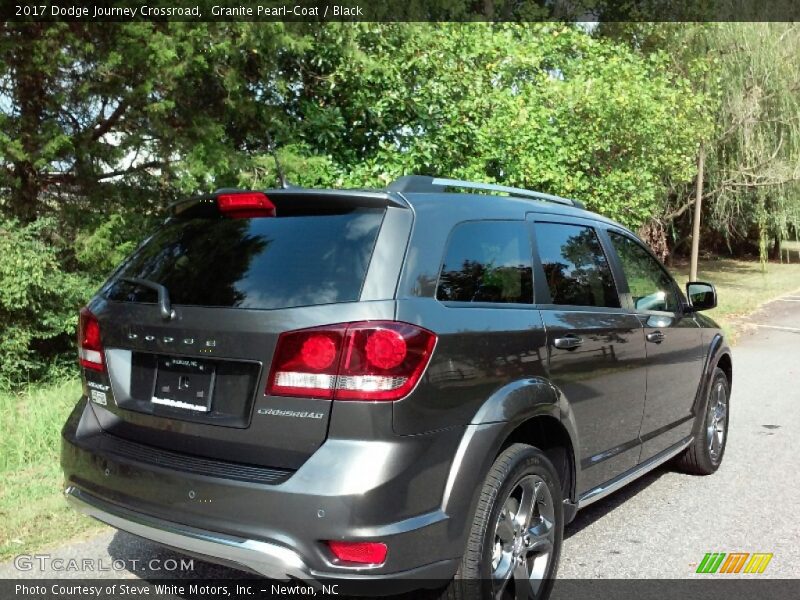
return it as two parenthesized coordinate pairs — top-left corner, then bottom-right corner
(696, 552), (773, 574)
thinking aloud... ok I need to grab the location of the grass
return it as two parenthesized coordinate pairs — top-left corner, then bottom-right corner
(672, 256), (800, 341)
(0, 379), (104, 560)
(1, 256), (799, 561)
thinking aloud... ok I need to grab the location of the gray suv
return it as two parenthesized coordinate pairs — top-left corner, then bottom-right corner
(61, 176), (732, 599)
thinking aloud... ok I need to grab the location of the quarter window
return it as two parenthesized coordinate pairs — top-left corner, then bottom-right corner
(534, 223), (620, 308)
(608, 232), (679, 312)
(437, 221), (533, 304)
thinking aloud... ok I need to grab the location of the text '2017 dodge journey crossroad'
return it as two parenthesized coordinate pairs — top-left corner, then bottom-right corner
(61, 176), (732, 599)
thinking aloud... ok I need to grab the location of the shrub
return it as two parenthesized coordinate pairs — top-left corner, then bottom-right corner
(0, 218), (93, 389)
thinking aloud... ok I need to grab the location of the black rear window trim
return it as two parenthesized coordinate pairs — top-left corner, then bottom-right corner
(438, 301), (538, 311)
(535, 304), (638, 315)
(102, 296), (374, 314)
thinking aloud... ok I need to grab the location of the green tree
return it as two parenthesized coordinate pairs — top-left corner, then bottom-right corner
(241, 23), (706, 232)
(705, 23), (800, 262)
(0, 22), (300, 386)
(600, 23), (800, 264)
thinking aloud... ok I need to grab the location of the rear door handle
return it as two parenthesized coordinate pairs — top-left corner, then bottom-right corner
(646, 331), (665, 344)
(554, 335), (583, 350)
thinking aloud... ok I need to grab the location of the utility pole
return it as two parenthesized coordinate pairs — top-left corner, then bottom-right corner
(690, 145), (705, 282)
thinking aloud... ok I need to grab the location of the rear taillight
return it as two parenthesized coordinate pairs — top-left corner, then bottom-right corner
(327, 540), (388, 565)
(216, 192), (275, 218)
(266, 321), (436, 401)
(268, 325), (347, 399)
(78, 307), (105, 372)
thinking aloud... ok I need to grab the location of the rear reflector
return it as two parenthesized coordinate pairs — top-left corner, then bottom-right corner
(327, 540), (388, 565)
(266, 321), (436, 401)
(217, 192), (275, 218)
(78, 307), (105, 372)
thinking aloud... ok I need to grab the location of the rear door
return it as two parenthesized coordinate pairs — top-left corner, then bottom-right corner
(531, 218), (647, 494)
(604, 229), (704, 462)
(86, 194), (405, 470)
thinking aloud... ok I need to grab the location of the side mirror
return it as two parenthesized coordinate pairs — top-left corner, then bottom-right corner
(686, 281), (717, 311)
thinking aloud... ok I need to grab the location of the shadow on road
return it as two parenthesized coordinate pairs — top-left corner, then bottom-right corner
(565, 464), (668, 540)
(107, 530), (248, 579)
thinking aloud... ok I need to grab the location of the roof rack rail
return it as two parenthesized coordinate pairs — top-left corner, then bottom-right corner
(388, 175), (585, 209)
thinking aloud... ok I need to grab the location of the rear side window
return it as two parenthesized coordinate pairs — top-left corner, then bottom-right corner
(106, 207), (384, 310)
(436, 221), (533, 304)
(534, 223), (620, 308)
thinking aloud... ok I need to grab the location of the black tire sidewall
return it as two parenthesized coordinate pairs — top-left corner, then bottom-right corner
(695, 368), (730, 472)
(705, 369), (730, 468)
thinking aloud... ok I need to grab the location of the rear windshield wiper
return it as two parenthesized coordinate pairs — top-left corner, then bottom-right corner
(120, 277), (176, 320)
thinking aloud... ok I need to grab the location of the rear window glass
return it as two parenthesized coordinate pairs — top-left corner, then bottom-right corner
(534, 222), (620, 308)
(436, 221), (533, 304)
(105, 207), (384, 310)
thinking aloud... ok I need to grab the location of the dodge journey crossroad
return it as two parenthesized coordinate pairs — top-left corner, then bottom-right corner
(62, 175), (732, 599)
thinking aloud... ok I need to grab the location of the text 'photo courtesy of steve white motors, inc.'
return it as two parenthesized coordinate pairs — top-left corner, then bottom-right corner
(13, 3), (365, 19)
(13, 582), (342, 598)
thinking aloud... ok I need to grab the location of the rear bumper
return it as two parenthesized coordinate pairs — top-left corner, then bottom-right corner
(65, 486), (310, 579)
(60, 399), (464, 586)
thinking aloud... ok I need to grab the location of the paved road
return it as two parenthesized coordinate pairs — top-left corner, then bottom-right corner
(2, 295), (798, 581)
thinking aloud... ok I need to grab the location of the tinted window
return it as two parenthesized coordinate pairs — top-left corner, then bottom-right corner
(608, 232), (679, 312)
(437, 221), (533, 304)
(106, 208), (384, 309)
(534, 223), (619, 308)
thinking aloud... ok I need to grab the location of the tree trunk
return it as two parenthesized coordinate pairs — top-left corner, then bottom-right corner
(769, 234), (781, 261)
(11, 162), (41, 223)
(689, 146), (705, 281)
(8, 24), (47, 223)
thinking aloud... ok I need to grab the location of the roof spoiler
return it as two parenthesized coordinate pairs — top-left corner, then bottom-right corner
(168, 187), (410, 216)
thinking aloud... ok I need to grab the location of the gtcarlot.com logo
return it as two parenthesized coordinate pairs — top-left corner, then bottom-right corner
(14, 554), (194, 573)
(696, 552), (773, 574)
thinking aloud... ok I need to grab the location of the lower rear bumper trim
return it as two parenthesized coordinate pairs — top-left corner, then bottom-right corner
(65, 486), (310, 580)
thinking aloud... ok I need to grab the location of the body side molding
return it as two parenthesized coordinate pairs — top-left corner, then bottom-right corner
(577, 436), (693, 509)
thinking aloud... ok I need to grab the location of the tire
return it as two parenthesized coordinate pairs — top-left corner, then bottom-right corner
(440, 444), (564, 600)
(675, 367), (730, 475)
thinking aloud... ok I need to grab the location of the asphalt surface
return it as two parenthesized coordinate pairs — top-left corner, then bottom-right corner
(2, 295), (798, 581)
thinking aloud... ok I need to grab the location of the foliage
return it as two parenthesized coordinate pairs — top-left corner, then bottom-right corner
(0, 21), (797, 387)
(0, 219), (91, 387)
(0, 379), (104, 557)
(704, 23), (800, 261)
(73, 211), (157, 278)
(599, 23), (800, 262)
(236, 24), (707, 229)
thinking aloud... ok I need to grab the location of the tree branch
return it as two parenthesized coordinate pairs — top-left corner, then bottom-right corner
(722, 176), (800, 189)
(662, 188), (717, 221)
(95, 160), (161, 180)
(89, 98), (130, 142)
(41, 160), (162, 185)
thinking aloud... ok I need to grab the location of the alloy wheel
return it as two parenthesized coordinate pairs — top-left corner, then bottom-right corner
(706, 379), (728, 462)
(490, 474), (555, 599)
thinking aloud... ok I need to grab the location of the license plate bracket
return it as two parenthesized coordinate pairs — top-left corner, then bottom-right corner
(152, 356), (216, 413)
